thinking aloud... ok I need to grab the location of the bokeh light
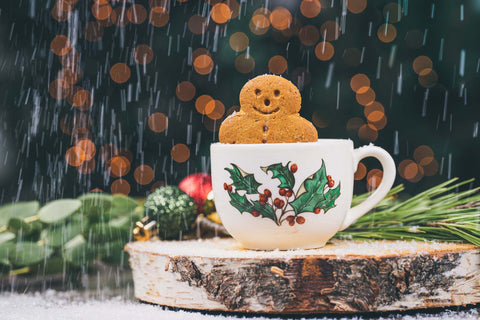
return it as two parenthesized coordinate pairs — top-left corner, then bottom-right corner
(312, 112), (329, 128)
(210, 3), (231, 24)
(299, 25), (320, 46)
(111, 179), (131, 196)
(114, 6), (130, 27)
(84, 21), (104, 42)
(49, 79), (70, 100)
(270, 7), (292, 31)
(358, 124), (378, 142)
(413, 145), (434, 166)
(195, 95), (215, 115)
(356, 88), (376, 106)
(235, 53), (255, 74)
(320, 21), (341, 41)
(127, 4), (147, 24)
(72, 89), (94, 111)
(51, 1), (72, 22)
(367, 169), (383, 190)
(377, 24), (397, 43)
(300, 0), (321, 18)
(65, 146), (86, 167)
(91, 2), (112, 20)
(194, 55), (214, 75)
(350, 74), (370, 92)
(354, 162), (367, 180)
(412, 56), (433, 74)
(149, 6), (169, 27)
(77, 159), (96, 175)
(148, 112), (168, 133)
(176, 81), (196, 102)
(383, 2), (402, 23)
(268, 55), (288, 74)
(229, 32), (249, 52)
(346, 117), (365, 130)
(134, 165), (155, 185)
(50, 35), (71, 56)
(171, 144), (190, 163)
(418, 69), (438, 88)
(188, 14), (207, 34)
(107, 156), (131, 177)
(133, 45), (154, 65)
(75, 139), (96, 161)
(346, 0), (367, 14)
(206, 100), (225, 120)
(314, 41), (334, 61)
(110, 63), (131, 83)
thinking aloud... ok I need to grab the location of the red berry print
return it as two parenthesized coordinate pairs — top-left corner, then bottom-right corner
(279, 188), (286, 196)
(278, 199), (285, 208)
(264, 189), (272, 197)
(289, 220), (295, 226)
(285, 190), (293, 198)
(314, 207), (321, 214)
(296, 216), (305, 224)
(259, 194), (267, 201)
(223, 183), (228, 190)
(327, 175), (332, 181)
(274, 198), (283, 208)
(328, 180), (334, 188)
(290, 163), (298, 173)
(227, 184), (233, 192)
(259, 200), (266, 206)
(286, 215), (295, 222)
(251, 210), (260, 217)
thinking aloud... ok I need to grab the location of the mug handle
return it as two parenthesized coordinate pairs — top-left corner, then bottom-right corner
(338, 145), (396, 231)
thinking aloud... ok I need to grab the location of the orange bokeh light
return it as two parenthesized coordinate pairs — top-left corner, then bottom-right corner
(51, 1), (72, 22)
(134, 165), (155, 185)
(148, 112), (168, 133)
(111, 179), (131, 196)
(377, 24), (397, 43)
(50, 35), (71, 56)
(300, 0), (321, 18)
(188, 14), (207, 34)
(107, 156), (131, 177)
(149, 6), (169, 27)
(176, 81), (196, 102)
(367, 169), (383, 190)
(193, 55), (214, 75)
(358, 124), (378, 142)
(210, 3), (231, 24)
(320, 21), (341, 41)
(133, 45), (154, 65)
(299, 25), (320, 46)
(268, 55), (288, 75)
(354, 162), (367, 180)
(49, 79), (70, 100)
(171, 144), (190, 163)
(356, 88), (376, 106)
(412, 56), (433, 74)
(229, 32), (249, 52)
(413, 145), (434, 166)
(350, 73), (370, 92)
(92, 2), (112, 20)
(314, 41), (334, 61)
(270, 7), (292, 31)
(347, 0), (367, 14)
(75, 139), (96, 161)
(235, 53), (255, 74)
(206, 100), (225, 120)
(110, 63), (131, 83)
(127, 4), (147, 24)
(195, 95), (215, 115)
(65, 146), (86, 167)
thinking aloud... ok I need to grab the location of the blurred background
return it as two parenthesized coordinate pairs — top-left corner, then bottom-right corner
(0, 0), (479, 204)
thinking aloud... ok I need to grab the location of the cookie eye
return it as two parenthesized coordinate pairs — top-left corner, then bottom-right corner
(255, 89), (261, 95)
(274, 90), (280, 97)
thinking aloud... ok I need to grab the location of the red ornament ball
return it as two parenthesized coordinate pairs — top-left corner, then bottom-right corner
(179, 173), (212, 211)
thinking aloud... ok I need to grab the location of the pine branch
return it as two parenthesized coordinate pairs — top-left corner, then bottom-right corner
(336, 178), (480, 246)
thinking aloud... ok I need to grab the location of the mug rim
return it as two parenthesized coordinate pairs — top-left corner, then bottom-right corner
(211, 139), (354, 150)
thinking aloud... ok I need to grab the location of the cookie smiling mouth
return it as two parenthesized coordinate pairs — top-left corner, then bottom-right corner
(253, 106), (280, 115)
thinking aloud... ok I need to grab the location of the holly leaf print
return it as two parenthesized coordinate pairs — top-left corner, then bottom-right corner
(290, 160), (340, 215)
(227, 191), (253, 213)
(225, 164), (261, 194)
(261, 163), (295, 190)
(251, 200), (277, 223)
(316, 183), (341, 213)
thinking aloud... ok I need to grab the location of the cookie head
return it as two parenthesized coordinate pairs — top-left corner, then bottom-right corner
(239, 75), (301, 117)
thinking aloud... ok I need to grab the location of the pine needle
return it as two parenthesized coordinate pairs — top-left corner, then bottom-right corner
(336, 178), (480, 246)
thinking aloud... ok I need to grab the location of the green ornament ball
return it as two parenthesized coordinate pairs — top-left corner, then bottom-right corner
(144, 186), (197, 240)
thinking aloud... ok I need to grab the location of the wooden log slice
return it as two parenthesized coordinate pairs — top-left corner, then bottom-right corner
(125, 238), (480, 314)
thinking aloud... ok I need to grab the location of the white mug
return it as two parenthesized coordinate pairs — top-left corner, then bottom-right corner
(210, 139), (396, 250)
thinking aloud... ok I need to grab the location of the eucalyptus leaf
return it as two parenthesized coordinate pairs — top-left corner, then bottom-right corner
(78, 193), (113, 215)
(42, 218), (83, 247)
(87, 222), (130, 243)
(8, 241), (52, 266)
(0, 232), (15, 245)
(64, 235), (93, 267)
(8, 218), (33, 235)
(38, 199), (82, 224)
(0, 201), (39, 228)
(112, 195), (138, 211)
(100, 241), (128, 266)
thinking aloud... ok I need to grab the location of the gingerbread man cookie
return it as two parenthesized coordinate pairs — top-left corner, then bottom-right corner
(219, 74), (318, 144)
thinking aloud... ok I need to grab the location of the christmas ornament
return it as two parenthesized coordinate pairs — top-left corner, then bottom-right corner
(143, 186), (197, 240)
(179, 173), (212, 212)
(202, 190), (217, 217)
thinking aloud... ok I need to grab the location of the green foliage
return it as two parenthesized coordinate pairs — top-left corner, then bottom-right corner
(261, 163), (295, 190)
(0, 193), (139, 276)
(225, 164), (261, 194)
(290, 160), (340, 215)
(144, 186), (197, 240)
(337, 178), (480, 247)
(0, 201), (39, 229)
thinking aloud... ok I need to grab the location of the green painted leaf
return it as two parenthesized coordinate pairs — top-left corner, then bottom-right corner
(225, 164), (260, 194)
(251, 201), (277, 222)
(42, 217), (84, 247)
(8, 242), (52, 266)
(261, 163), (295, 190)
(38, 199), (82, 224)
(0, 232), (15, 245)
(0, 201), (39, 228)
(290, 160), (340, 215)
(318, 183), (341, 213)
(227, 191), (253, 213)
